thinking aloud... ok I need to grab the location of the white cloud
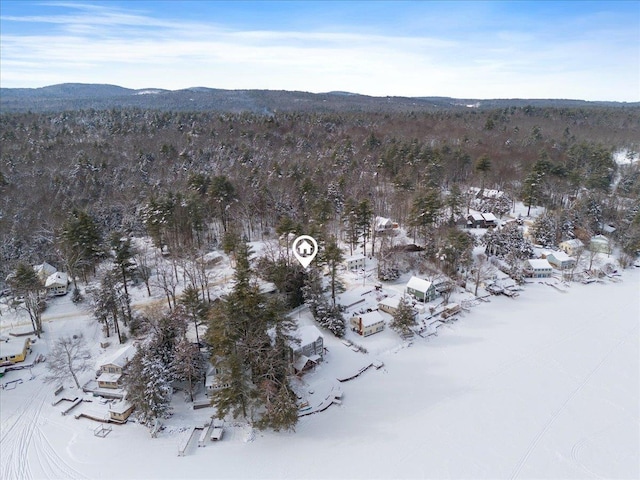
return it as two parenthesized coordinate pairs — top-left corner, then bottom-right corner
(1, 2), (638, 101)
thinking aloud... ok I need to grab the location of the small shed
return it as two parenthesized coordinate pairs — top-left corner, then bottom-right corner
(350, 311), (385, 337)
(109, 400), (135, 423)
(345, 254), (366, 271)
(406, 276), (437, 303)
(524, 259), (553, 278)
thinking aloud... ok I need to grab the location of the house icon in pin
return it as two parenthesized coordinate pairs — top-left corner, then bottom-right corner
(296, 239), (314, 256)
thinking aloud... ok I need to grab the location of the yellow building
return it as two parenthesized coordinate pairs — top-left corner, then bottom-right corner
(0, 338), (31, 364)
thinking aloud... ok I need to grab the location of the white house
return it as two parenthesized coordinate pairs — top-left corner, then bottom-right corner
(345, 254), (366, 271)
(45, 271), (69, 296)
(406, 276), (437, 303)
(350, 311), (385, 337)
(546, 251), (576, 270)
(559, 239), (584, 256)
(375, 216), (396, 233)
(524, 259), (553, 278)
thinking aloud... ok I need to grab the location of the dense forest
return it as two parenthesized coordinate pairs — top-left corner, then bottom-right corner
(1, 103), (640, 285)
(2, 98), (640, 431)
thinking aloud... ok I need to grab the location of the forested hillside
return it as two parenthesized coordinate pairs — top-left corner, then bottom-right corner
(1, 103), (639, 284)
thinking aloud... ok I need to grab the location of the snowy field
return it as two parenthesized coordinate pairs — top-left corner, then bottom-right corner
(1, 268), (639, 479)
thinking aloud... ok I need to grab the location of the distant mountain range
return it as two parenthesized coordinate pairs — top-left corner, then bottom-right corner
(1, 83), (637, 113)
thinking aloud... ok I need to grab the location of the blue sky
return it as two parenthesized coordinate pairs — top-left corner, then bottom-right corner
(1, 1), (638, 101)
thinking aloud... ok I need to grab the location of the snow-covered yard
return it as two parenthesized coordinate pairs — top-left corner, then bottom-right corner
(1, 267), (638, 479)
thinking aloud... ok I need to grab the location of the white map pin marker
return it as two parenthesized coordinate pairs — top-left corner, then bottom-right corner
(292, 235), (318, 269)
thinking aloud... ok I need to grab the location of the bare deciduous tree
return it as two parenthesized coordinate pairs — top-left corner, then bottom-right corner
(45, 334), (92, 389)
(471, 253), (497, 296)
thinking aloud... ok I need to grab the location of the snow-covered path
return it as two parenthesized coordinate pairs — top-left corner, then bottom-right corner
(1, 270), (638, 479)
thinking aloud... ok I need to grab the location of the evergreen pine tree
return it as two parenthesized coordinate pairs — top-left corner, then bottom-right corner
(172, 337), (204, 402)
(390, 297), (416, 336)
(125, 349), (173, 426)
(61, 209), (103, 281)
(7, 263), (45, 337)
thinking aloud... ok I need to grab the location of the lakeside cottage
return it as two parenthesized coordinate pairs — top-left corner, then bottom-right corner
(291, 325), (324, 374)
(0, 338), (31, 364)
(546, 251), (576, 270)
(96, 345), (136, 389)
(109, 400), (135, 423)
(45, 271), (70, 296)
(524, 259), (553, 278)
(406, 276), (437, 303)
(350, 311), (385, 337)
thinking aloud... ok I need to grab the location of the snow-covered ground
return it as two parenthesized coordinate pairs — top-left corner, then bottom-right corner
(1, 266), (639, 479)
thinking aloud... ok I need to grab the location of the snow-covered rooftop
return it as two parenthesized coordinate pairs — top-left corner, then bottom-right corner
(548, 251), (573, 262)
(0, 338), (29, 358)
(378, 296), (401, 309)
(407, 276), (432, 292)
(45, 271), (68, 288)
(100, 344), (136, 369)
(561, 239), (584, 248)
(297, 325), (323, 346)
(109, 400), (133, 415)
(526, 259), (552, 269)
(354, 310), (385, 327)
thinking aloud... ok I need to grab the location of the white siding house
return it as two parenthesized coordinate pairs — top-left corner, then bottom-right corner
(345, 254), (366, 271)
(524, 259), (553, 278)
(45, 271), (69, 296)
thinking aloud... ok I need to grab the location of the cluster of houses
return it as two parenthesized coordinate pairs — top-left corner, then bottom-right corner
(84, 344), (137, 423)
(4, 262), (71, 298)
(523, 235), (612, 279)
